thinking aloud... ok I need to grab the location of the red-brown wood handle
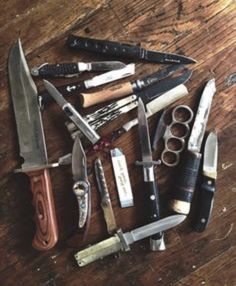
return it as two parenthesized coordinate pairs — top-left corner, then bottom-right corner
(26, 169), (58, 251)
(80, 82), (133, 107)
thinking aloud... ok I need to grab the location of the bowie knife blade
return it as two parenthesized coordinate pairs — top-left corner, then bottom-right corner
(81, 69), (192, 107)
(94, 158), (118, 234)
(136, 98), (165, 251)
(80, 65), (185, 107)
(72, 137), (91, 228)
(75, 214), (186, 267)
(43, 80), (100, 145)
(8, 39), (58, 250)
(31, 61), (126, 78)
(67, 35), (196, 65)
(170, 79), (216, 215)
(194, 132), (218, 232)
(38, 64), (135, 107)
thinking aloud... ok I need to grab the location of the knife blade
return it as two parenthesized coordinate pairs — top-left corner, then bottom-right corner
(136, 98), (165, 251)
(194, 132), (218, 232)
(80, 65), (184, 107)
(170, 79), (216, 215)
(81, 69), (192, 107)
(43, 80), (100, 145)
(72, 137), (91, 228)
(31, 61), (126, 77)
(75, 214), (186, 267)
(67, 35), (196, 64)
(38, 64), (135, 107)
(8, 39), (58, 250)
(94, 158), (118, 234)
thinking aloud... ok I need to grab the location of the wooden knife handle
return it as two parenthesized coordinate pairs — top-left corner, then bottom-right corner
(80, 82), (133, 107)
(26, 169), (58, 251)
(170, 150), (202, 215)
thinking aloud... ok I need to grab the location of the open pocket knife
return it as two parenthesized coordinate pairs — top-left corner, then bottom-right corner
(72, 136), (91, 228)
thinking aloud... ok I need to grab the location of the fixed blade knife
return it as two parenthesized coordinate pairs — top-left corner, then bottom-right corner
(74, 214), (186, 267)
(31, 61), (126, 77)
(81, 69), (192, 107)
(67, 35), (196, 64)
(194, 132), (218, 232)
(38, 64), (135, 107)
(8, 39), (58, 250)
(170, 79), (216, 215)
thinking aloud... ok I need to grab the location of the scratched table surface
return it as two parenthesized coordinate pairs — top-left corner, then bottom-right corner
(0, 0), (236, 285)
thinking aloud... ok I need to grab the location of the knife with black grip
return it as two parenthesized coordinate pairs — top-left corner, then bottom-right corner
(170, 79), (216, 215)
(31, 61), (125, 78)
(194, 132), (218, 232)
(67, 35), (196, 64)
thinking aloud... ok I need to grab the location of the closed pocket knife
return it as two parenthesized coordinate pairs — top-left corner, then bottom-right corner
(194, 132), (218, 232)
(72, 136), (91, 228)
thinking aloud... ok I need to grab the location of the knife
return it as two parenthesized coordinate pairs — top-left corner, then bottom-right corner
(94, 158), (118, 234)
(80, 65), (185, 107)
(38, 64), (135, 107)
(81, 69), (192, 107)
(43, 80), (100, 145)
(136, 98), (165, 251)
(74, 214), (186, 267)
(72, 136), (91, 228)
(67, 35), (196, 64)
(194, 132), (218, 232)
(8, 39), (58, 250)
(31, 61), (126, 78)
(170, 79), (217, 215)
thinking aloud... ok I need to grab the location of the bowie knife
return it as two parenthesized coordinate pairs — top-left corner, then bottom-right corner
(170, 79), (216, 215)
(194, 132), (218, 232)
(75, 214), (186, 266)
(94, 158), (118, 234)
(72, 136), (91, 228)
(81, 69), (192, 107)
(67, 35), (196, 64)
(38, 64), (135, 107)
(31, 61), (126, 78)
(43, 80), (100, 145)
(8, 39), (58, 250)
(136, 98), (165, 251)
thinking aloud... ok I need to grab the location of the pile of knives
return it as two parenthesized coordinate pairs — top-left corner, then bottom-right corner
(8, 36), (218, 267)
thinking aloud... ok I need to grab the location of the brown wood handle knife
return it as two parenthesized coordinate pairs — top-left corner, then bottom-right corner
(81, 82), (133, 107)
(26, 169), (58, 250)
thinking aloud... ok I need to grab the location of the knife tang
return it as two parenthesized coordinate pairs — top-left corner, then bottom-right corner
(27, 169), (58, 250)
(81, 82), (134, 107)
(170, 150), (202, 215)
(194, 175), (215, 232)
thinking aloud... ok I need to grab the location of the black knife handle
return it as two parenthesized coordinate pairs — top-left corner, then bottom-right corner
(170, 150), (202, 215)
(194, 176), (215, 232)
(144, 181), (162, 240)
(33, 63), (79, 78)
(38, 82), (85, 106)
(67, 35), (142, 60)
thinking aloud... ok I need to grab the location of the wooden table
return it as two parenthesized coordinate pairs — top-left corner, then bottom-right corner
(0, 0), (236, 285)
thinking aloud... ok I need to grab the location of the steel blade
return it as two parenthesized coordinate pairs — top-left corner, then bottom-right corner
(138, 70), (192, 101)
(145, 50), (196, 64)
(8, 39), (47, 169)
(72, 136), (87, 182)
(203, 132), (218, 179)
(124, 214), (186, 244)
(137, 98), (153, 163)
(152, 110), (168, 151)
(188, 79), (216, 152)
(90, 61), (126, 71)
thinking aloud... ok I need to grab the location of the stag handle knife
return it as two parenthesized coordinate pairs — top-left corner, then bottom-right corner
(81, 82), (133, 107)
(27, 169), (58, 250)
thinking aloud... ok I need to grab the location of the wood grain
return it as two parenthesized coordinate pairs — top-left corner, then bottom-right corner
(0, 0), (236, 285)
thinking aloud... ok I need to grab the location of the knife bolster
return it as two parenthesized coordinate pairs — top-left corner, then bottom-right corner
(27, 169), (58, 250)
(170, 150), (202, 215)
